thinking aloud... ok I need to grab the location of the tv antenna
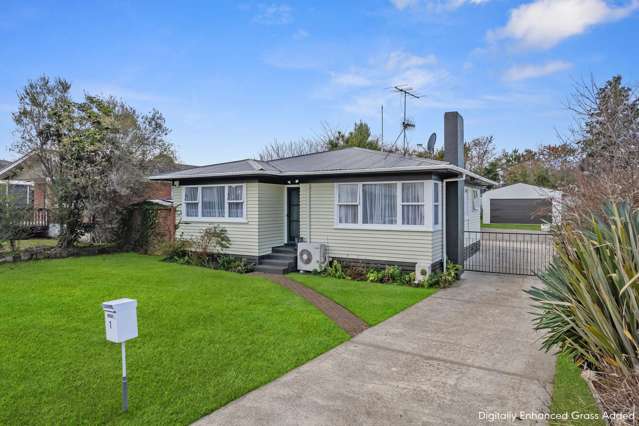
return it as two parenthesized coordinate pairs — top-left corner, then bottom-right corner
(391, 85), (420, 153)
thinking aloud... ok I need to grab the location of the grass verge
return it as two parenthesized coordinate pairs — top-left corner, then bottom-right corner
(481, 223), (542, 231)
(550, 353), (604, 426)
(0, 253), (349, 425)
(289, 273), (436, 325)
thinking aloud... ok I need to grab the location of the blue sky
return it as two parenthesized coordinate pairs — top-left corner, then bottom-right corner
(1, 0), (637, 165)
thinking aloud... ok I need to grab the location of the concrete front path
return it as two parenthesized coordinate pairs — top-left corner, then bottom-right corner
(195, 272), (555, 426)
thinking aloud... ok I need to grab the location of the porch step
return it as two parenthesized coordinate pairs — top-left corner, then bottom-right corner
(272, 245), (297, 255)
(256, 245), (298, 274)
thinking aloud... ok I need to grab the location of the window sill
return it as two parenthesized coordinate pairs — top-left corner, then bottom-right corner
(334, 224), (434, 232)
(182, 217), (248, 224)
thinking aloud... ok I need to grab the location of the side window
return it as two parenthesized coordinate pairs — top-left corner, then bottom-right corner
(433, 182), (440, 227)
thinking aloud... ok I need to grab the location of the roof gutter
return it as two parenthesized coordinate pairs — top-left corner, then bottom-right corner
(150, 164), (498, 186)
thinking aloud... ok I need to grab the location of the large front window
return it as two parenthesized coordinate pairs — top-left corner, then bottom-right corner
(183, 184), (246, 221)
(362, 183), (397, 225)
(336, 181), (434, 229)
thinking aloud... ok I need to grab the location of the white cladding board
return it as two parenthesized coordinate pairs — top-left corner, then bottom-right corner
(102, 298), (138, 343)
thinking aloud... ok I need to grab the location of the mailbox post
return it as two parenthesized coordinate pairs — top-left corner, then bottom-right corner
(102, 298), (138, 412)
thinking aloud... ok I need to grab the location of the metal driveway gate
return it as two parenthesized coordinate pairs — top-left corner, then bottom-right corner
(463, 231), (555, 276)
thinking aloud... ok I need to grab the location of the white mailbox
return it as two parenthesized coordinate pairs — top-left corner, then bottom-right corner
(102, 298), (138, 343)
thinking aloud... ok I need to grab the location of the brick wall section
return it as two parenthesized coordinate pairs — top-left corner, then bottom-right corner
(155, 207), (176, 243)
(33, 182), (47, 209)
(143, 181), (172, 200)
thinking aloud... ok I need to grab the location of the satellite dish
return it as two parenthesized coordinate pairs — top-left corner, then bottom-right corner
(426, 132), (437, 153)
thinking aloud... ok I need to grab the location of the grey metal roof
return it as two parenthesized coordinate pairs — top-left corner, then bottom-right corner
(0, 159), (10, 170)
(149, 147), (496, 185)
(269, 147), (446, 172)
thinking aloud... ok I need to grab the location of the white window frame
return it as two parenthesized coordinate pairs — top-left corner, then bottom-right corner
(334, 180), (438, 231)
(3, 180), (35, 207)
(181, 184), (247, 222)
(472, 188), (480, 211)
(432, 181), (442, 230)
(400, 182), (426, 226)
(336, 183), (360, 225)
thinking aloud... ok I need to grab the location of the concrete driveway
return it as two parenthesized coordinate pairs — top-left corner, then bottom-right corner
(195, 272), (555, 426)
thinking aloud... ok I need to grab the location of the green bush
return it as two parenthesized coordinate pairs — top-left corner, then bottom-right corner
(425, 262), (461, 289)
(161, 239), (192, 264)
(322, 260), (347, 279)
(216, 255), (254, 273)
(321, 260), (419, 286)
(527, 202), (639, 375)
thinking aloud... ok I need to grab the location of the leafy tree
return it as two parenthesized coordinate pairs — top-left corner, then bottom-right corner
(12, 76), (176, 247)
(257, 121), (381, 160)
(573, 75), (639, 172)
(326, 121), (381, 151)
(464, 136), (496, 176)
(0, 193), (32, 252)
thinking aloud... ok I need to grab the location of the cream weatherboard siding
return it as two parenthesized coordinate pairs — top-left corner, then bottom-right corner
(464, 185), (482, 247)
(257, 183), (285, 256)
(299, 182), (436, 267)
(172, 183), (260, 256)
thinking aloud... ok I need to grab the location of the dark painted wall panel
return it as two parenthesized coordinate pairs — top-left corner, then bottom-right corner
(490, 199), (551, 224)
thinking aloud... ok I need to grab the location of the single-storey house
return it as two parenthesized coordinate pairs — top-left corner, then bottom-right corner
(481, 183), (562, 225)
(151, 112), (496, 276)
(0, 153), (43, 209)
(0, 152), (190, 238)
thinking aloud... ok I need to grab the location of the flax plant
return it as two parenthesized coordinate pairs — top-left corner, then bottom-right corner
(527, 202), (639, 375)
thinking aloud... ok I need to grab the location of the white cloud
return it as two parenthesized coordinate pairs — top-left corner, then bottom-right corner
(331, 72), (373, 87)
(326, 50), (446, 116)
(504, 60), (573, 81)
(390, 0), (490, 11)
(490, 0), (639, 49)
(385, 50), (437, 70)
(390, 0), (418, 10)
(293, 28), (309, 39)
(253, 3), (292, 25)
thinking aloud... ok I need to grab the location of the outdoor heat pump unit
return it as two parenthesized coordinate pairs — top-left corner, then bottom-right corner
(298, 242), (329, 272)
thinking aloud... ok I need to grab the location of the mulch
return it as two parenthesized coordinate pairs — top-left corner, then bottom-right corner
(252, 273), (369, 337)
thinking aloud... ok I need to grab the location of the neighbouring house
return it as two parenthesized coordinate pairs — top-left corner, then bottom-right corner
(0, 152), (190, 239)
(150, 112), (497, 276)
(481, 183), (563, 225)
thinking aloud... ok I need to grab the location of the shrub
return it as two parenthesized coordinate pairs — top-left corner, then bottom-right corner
(322, 260), (347, 279)
(189, 226), (230, 267)
(161, 238), (192, 264)
(343, 263), (368, 281)
(216, 255), (254, 273)
(527, 202), (639, 375)
(426, 262), (461, 289)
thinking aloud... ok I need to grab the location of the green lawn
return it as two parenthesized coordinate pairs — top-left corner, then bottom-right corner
(289, 273), (436, 325)
(481, 223), (542, 231)
(0, 238), (58, 253)
(0, 254), (349, 425)
(550, 354), (604, 426)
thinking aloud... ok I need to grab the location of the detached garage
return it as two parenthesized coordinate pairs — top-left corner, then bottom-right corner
(482, 183), (562, 225)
